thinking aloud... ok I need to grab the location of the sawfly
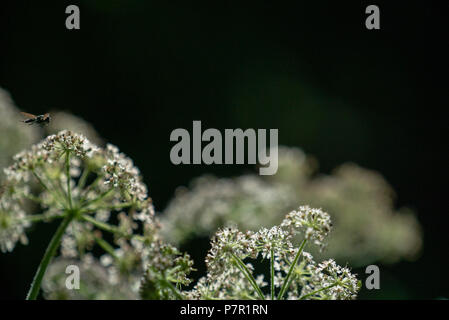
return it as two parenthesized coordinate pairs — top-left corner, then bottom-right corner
(20, 112), (51, 127)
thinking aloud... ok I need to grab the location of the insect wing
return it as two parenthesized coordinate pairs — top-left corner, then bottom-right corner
(20, 112), (37, 119)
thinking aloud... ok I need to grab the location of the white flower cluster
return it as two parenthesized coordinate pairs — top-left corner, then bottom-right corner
(42, 130), (98, 158)
(252, 226), (294, 259)
(0, 93), (196, 299)
(0, 200), (30, 252)
(281, 205), (332, 250)
(161, 175), (295, 243)
(187, 263), (266, 300)
(291, 252), (360, 300)
(4, 130), (97, 183)
(139, 240), (194, 299)
(0, 130), (156, 260)
(103, 144), (148, 202)
(205, 227), (256, 277)
(4, 130), (192, 300)
(188, 206), (359, 300)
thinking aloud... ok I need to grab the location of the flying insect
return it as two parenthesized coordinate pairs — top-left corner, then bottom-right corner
(20, 112), (51, 126)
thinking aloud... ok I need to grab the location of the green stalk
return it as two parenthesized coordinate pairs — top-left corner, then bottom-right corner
(163, 278), (184, 300)
(77, 166), (90, 190)
(80, 201), (133, 214)
(80, 188), (113, 209)
(31, 170), (65, 207)
(270, 248), (275, 300)
(277, 239), (307, 300)
(78, 175), (103, 203)
(65, 151), (73, 209)
(81, 214), (145, 241)
(299, 282), (338, 300)
(23, 213), (64, 223)
(231, 253), (265, 300)
(94, 236), (118, 259)
(26, 213), (74, 300)
(42, 167), (69, 206)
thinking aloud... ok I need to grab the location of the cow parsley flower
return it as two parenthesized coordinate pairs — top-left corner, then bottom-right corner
(0, 130), (158, 299)
(188, 207), (359, 300)
(139, 240), (195, 299)
(281, 205), (332, 250)
(291, 253), (360, 300)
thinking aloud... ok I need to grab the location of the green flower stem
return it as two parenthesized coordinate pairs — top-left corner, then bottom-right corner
(163, 278), (184, 300)
(270, 248), (275, 300)
(26, 213), (74, 300)
(231, 253), (265, 300)
(80, 188), (113, 208)
(78, 175), (103, 203)
(24, 213), (64, 223)
(81, 214), (145, 241)
(94, 236), (118, 259)
(31, 170), (65, 207)
(241, 292), (257, 300)
(277, 239), (307, 300)
(22, 193), (44, 204)
(299, 282), (338, 300)
(80, 201), (133, 214)
(55, 169), (68, 198)
(42, 167), (69, 206)
(77, 166), (90, 190)
(65, 151), (73, 209)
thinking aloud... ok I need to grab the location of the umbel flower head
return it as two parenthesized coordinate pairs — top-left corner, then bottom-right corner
(292, 253), (360, 300)
(0, 131), (161, 296)
(0, 87), (105, 182)
(139, 239), (195, 300)
(0, 129), (198, 300)
(1, 130), (156, 252)
(187, 206), (360, 300)
(280, 205), (332, 250)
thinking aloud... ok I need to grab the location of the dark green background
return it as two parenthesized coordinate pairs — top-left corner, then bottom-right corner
(0, 0), (447, 299)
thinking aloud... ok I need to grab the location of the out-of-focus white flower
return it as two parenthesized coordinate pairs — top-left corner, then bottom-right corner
(0, 88), (39, 181)
(42, 255), (139, 300)
(161, 146), (422, 266)
(0, 199), (30, 252)
(161, 175), (295, 243)
(46, 111), (103, 146)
